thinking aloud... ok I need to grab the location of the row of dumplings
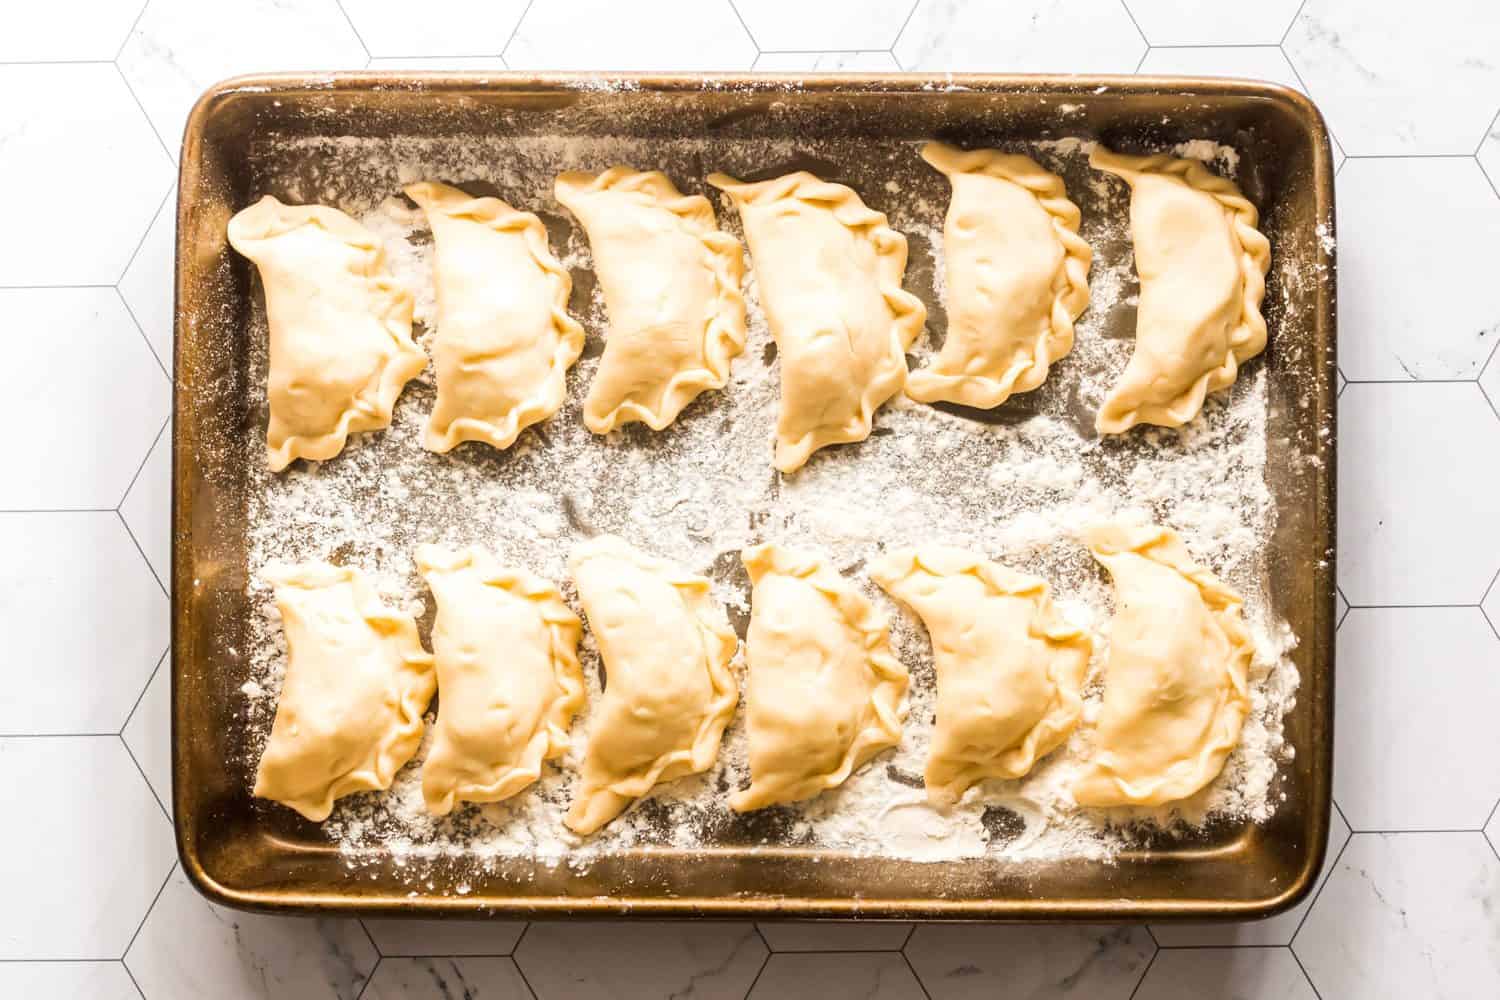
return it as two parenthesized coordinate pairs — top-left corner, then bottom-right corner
(227, 142), (1273, 474)
(253, 523), (1253, 832)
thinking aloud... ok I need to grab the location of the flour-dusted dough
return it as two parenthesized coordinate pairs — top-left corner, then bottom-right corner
(871, 547), (1092, 807)
(254, 562), (436, 821)
(708, 171), (926, 473)
(405, 182), (584, 453)
(732, 543), (909, 812)
(910, 143), (1091, 409)
(1090, 148), (1272, 434)
(554, 167), (746, 434)
(415, 545), (584, 816)
(565, 535), (738, 834)
(227, 196), (427, 470)
(1073, 523), (1253, 807)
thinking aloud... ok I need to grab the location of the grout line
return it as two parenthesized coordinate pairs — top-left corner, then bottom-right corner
(752, 924), (772, 954)
(112, 60), (176, 165)
(1342, 601), (1479, 610)
(754, 48), (898, 55)
(724, 0), (759, 51)
(122, 956), (149, 1000)
(333, 1), (374, 62)
(114, 0), (151, 63)
(1341, 376), (1477, 385)
(1289, 945), (1325, 1000)
(116, 285), (172, 382)
(115, 182), (174, 288)
(509, 956), (540, 1000)
(1115, 0), (1151, 49)
(120, 863), (176, 962)
(1343, 827), (1490, 835)
(900, 924), (917, 950)
(1144, 924), (1161, 948)
(1342, 152), (1477, 160)
(353, 955), (381, 1000)
(500, 0), (538, 63)
(117, 415), (170, 511)
(1125, 946), (1158, 1000)
(1474, 105), (1500, 157)
(120, 648), (169, 738)
(740, 948), (773, 1000)
(0, 732), (122, 738)
(1280, 0), (1310, 47)
(0, 284), (118, 290)
(1148, 42), (1295, 50)
(1289, 821), (1355, 945)
(119, 733), (171, 826)
(359, 918), (383, 958)
(511, 939), (543, 1000)
(0, 508), (117, 514)
(900, 948), (934, 1000)
(1156, 942), (1297, 950)
(889, 0), (922, 62)
(1133, 48), (1149, 74)
(0, 958), (125, 963)
(0, 58), (117, 66)
(116, 508), (169, 598)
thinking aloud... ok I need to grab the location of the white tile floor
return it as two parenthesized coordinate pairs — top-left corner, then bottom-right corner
(0, 1), (1497, 997)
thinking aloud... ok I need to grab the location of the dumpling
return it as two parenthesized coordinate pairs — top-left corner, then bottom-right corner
(1073, 522), (1253, 807)
(871, 547), (1092, 807)
(415, 545), (585, 816)
(254, 562), (436, 821)
(732, 543), (909, 812)
(708, 171), (926, 473)
(554, 167), (746, 433)
(1090, 148), (1272, 434)
(227, 195), (427, 470)
(565, 535), (738, 834)
(405, 182), (584, 453)
(910, 143), (1091, 409)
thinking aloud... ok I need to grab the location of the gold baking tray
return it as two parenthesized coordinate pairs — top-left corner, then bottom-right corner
(171, 72), (1336, 919)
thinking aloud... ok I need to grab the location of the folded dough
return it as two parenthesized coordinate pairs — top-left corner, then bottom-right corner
(871, 547), (1092, 807)
(554, 167), (746, 434)
(565, 535), (738, 834)
(732, 543), (909, 812)
(1073, 523), (1253, 808)
(910, 143), (1091, 409)
(227, 195), (427, 470)
(415, 544), (585, 816)
(708, 171), (926, 473)
(254, 562), (436, 822)
(405, 182), (585, 453)
(1090, 148), (1272, 434)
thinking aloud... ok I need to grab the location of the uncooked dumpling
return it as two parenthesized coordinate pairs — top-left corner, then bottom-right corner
(554, 167), (746, 433)
(405, 182), (584, 452)
(1073, 522), (1253, 807)
(227, 196), (427, 470)
(910, 143), (1091, 409)
(1090, 148), (1272, 434)
(708, 171), (926, 473)
(871, 547), (1092, 806)
(254, 562), (436, 821)
(565, 536), (738, 834)
(415, 545), (585, 816)
(732, 543), (909, 811)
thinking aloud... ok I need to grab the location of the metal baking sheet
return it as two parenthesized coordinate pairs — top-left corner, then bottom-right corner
(171, 73), (1336, 919)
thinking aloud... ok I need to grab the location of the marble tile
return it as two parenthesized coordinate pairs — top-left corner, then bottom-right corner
(1336, 383), (1500, 606)
(118, 188), (176, 376)
(340, 0), (528, 57)
(126, 868), (378, 1000)
(757, 920), (912, 952)
(122, 652), (171, 818)
(505, 0), (757, 72)
(749, 952), (924, 999)
(0, 737), (174, 958)
(904, 925), (1154, 999)
(366, 57), (510, 71)
(1285, 0), (1500, 155)
(895, 0), (1145, 73)
(0, 289), (171, 509)
(120, 420), (171, 588)
(1151, 806), (1351, 946)
(1295, 832), (1500, 996)
(1134, 948), (1316, 1000)
(514, 921), (766, 999)
(737, 0), (917, 50)
(117, 0), (368, 162)
(361, 918), (526, 956)
(1121, 0), (1303, 45)
(0, 961), (140, 1000)
(753, 51), (902, 72)
(364, 957), (532, 999)
(0, 64), (171, 286)
(0, 1), (142, 60)
(0, 513), (166, 733)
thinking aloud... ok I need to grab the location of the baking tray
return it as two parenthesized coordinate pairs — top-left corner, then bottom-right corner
(171, 72), (1336, 919)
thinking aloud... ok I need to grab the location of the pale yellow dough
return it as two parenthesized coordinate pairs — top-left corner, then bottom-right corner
(554, 167), (746, 434)
(565, 536), (739, 834)
(708, 171), (926, 473)
(911, 143), (1091, 409)
(227, 196), (426, 470)
(254, 562), (436, 821)
(405, 182), (584, 453)
(871, 547), (1092, 807)
(1090, 148), (1272, 434)
(415, 545), (585, 816)
(732, 543), (909, 812)
(1073, 523), (1253, 808)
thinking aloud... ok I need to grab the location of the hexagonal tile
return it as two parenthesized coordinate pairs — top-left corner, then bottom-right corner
(0, 962), (139, 1000)
(366, 57), (510, 70)
(123, 652), (171, 818)
(753, 51), (903, 72)
(1285, 0), (1500, 155)
(118, 0), (368, 162)
(1337, 383), (1500, 606)
(362, 918), (526, 956)
(0, 0), (143, 60)
(365, 957), (531, 999)
(514, 921), (766, 999)
(0, 513), (166, 734)
(750, 952), (924, 999)
(1122, 0), (1303, 44)
(340, 0), (528, 57)
(1295, 832), (1500, 995)
(736, 0), (916, 50)
(1334, 607), (1500, 831)
(120, 420), (171, 588)
(0, 737), (174, 958)
(118, 189), (176, 376)
(505, 0), (756, 71)
(126, 867), (378, 999)
(895, 0), (1145, 73)
(1335, 159), (1500, 380)
(0, 65), (171, 286)
(757, 920), (911, 952)
(1134, 948), (1316, 1000)
(904, 925), (1154, 999)
(0, 289), (171, 509)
